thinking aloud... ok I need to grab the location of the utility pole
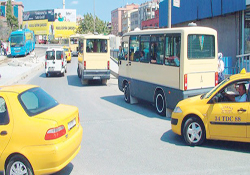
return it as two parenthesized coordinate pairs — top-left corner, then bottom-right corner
(93, 0), (96, 33)
(63, 0), (65, 9)
(168, 0), (171, 28)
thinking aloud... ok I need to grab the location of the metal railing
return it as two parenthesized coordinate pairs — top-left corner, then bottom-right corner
(236, 53), (250, 73)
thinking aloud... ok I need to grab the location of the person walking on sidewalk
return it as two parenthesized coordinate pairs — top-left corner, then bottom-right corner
(218, 52), (225, 83)
(0, 40), (2, 56)
(3, 42), (7, 56)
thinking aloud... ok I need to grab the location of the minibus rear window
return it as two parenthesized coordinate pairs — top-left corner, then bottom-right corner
(46, 51), (55, 60)
(188, 35), (215, 59)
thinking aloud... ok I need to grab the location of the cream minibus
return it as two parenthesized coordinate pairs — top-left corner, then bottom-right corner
(69, 34), (82, 56)
(77, 34), (110, 85)
(118, 26), (218, 116)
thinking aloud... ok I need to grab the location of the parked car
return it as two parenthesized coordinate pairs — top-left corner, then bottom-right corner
(63, 46), (72, 63)
(0, 85), (83, 175)
(45, 48), (67, 77)
(38, 39), (47, 44)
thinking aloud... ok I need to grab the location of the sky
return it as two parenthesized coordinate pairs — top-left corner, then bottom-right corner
(15, 0), (147, 22)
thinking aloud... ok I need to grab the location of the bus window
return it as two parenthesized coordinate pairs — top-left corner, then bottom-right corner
(140, 35), (150, 63)
(188, 35), (215, 59)
(86, 39), (107, 53)
(165, 35), (181, 67)
(78, 39), (84, 54)
(129, 36), (140, 62)
(150, 35), (164, 64)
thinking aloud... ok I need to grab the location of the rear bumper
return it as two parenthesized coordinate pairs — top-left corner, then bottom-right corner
(23, 124), (83, 175)
(82, 70), (110, 80)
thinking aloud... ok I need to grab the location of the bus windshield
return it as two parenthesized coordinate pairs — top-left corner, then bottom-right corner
(70, 37), (78, 44)
(10, 35), (24, 47)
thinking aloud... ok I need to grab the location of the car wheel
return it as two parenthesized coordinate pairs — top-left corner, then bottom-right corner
(6, 155), (34, 175)
(183, 117), (206, 146)
(65, 67), (67, 73)
(62, 72), (64, 77)
(124, 83), (130, 103)
(155, 91), (166, 116)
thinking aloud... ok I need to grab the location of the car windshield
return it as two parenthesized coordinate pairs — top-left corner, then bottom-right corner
(10, 34), (24, 47)
(18, 87), (58, 116)
(203, 78), (230, 99)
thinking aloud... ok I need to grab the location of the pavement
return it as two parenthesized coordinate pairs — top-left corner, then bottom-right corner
(0, 52), (44, 86)
(0, 52), (119, 86)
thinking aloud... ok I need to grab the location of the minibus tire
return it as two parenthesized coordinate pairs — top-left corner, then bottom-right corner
(155, 91), (166, 116)
(6, 155), (34, 175)
(124, 83), (130, 103)
(77, 67), (81, 78)
(183, 117), (205, 146)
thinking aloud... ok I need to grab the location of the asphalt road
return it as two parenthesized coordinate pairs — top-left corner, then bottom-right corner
(18, 48), (250, 175)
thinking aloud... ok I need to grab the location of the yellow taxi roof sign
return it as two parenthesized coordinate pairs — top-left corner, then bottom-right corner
(240, 68), (246, 74)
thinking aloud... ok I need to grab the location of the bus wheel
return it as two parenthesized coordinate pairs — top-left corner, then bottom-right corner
(124, 83), (130, 103)
(155, 91), (166, 116)
(81, 79), (88, 85)
(77, 67), (81, 78)
(183, 117), (205, 146)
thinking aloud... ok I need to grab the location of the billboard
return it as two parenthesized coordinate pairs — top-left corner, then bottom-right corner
(53, 22), (77, 38)
(23, 9), (54, 21)
(54, 9), (76, 22)
(23, 20), (49, 35)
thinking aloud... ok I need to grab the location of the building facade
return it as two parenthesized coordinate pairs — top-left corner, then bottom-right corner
(122, 9), (138, 34)
(130, 9), (139, 31)
(159, 0), (246, 70)
(0, 1), (24, 28)
(138, 0), (159, 29)
(141, 9), (159, 29)
(111, 4), (139, 36)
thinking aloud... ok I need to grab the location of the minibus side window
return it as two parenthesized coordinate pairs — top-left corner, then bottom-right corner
(140, 35), (150, 63)
(129, 36), (140, 62)
(150, 35), (164, 65)
(165, 35), (181, 67)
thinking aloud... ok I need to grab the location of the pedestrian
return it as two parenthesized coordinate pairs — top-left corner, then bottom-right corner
(0, 40), (2, 56)
(3, 42), (7, 56)
(218, 52), (225, 83)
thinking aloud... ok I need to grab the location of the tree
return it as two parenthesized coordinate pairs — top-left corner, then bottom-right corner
(76, 13), (111, 35)
(6, 0), (18, 30)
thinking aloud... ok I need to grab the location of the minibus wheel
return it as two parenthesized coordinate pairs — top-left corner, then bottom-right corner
(124, 83), (130, 103)
(77, 67), (81, 78)
(183, 117), (206, 146)
(155, 91), (166, 116)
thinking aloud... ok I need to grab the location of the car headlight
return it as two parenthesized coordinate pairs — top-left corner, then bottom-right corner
(173, 106), (182, 113)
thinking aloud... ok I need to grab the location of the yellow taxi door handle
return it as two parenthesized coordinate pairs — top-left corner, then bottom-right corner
(0, 131), (7, 136)
(237, 108), (247, 112)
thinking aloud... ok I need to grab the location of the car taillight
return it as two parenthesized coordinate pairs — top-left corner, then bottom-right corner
(62, 61), (64, 67)
(61, 54), (63, 59)
(68, 53), (70, 56)
(107, 61), (110, 70)
(45, 125), (66, 140)
(215, 72), (218, 86)
(184, 74), (187, 91)
(45, 55), (47, 60)
(84, 61), (86, 69)
(78, 113), (80, 122)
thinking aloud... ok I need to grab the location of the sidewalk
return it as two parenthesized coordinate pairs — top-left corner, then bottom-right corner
(0, 52), (44, 86)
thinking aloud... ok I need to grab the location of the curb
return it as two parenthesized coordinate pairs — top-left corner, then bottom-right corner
(3, 61), (44, 86)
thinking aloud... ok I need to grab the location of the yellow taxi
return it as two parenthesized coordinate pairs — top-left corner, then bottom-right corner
(171, 69), (250, 146)
(0, 85), (83, 175)
(63, 46), (72, 63)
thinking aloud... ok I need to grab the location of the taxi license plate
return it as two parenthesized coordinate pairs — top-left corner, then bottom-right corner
(93, 76), (100, 80)
(68, 118), (76, 131)
(48, 67), (54, 71)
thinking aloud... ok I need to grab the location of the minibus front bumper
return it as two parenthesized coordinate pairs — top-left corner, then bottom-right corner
(82, 70), (110, 80)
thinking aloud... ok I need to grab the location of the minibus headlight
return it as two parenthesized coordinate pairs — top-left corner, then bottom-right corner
(173, 106), (182, 113)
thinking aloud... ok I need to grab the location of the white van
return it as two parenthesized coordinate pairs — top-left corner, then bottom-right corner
(45, 48), (67, 77)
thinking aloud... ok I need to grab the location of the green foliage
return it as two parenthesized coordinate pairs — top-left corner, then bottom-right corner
(76, 13), (111, 35)
(6, 0), (18, 30)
